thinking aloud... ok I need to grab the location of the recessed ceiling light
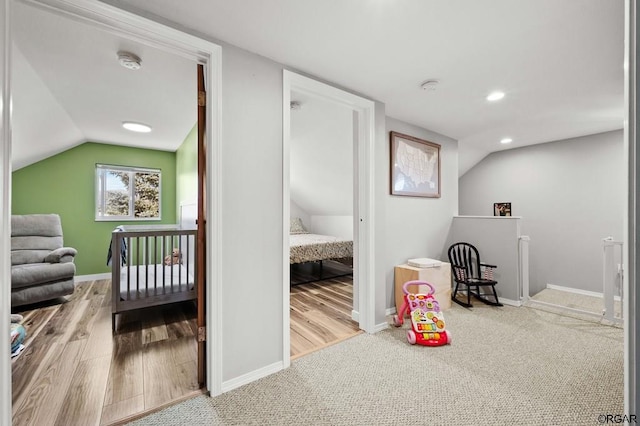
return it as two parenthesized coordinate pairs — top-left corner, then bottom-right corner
(487, 91), (505, 101)
(500, 138), (513, 144)
(122, 122), (152, 133)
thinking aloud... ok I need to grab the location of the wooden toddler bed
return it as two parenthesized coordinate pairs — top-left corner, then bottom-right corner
(110, 225), (197, 331)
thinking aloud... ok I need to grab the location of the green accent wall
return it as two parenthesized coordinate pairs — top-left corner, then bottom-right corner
(176, 123), (198, 216)
(12, 142), (177, 275)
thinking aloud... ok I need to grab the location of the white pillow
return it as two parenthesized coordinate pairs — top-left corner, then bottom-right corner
(290, 218), (308, 234)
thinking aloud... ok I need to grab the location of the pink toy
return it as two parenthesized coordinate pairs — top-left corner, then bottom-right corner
(393, 280), (451, 346)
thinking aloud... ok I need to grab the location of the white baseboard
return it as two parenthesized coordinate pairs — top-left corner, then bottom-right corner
(352, 309), (394, 332)
(499, 298), (522, 307)
(373, 322), (389, 332)
(353, 308), (397, 319)
(75, 273), (111, 283)
(546, 283), (621, 301)
(221, 361), (283, 393)
(455, 289), (522, 307)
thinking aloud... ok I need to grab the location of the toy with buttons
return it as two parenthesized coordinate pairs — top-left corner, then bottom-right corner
(393, 280), (451, 346)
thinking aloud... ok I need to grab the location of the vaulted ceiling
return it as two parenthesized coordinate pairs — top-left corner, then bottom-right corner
(11, 0), (624, 177)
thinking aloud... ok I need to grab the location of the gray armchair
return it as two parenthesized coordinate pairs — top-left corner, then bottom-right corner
(11, 214), (77, 307)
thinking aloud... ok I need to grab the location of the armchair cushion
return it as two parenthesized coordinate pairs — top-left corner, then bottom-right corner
(11, 262), (76, 289)
(45, 247), (78, 263)
(10, 214), (77, 306)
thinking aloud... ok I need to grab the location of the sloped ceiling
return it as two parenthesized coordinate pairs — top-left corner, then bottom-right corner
(11, 1), (196, 170)
(10, 1), (624, 175)
(12, 45), (84, 169)
(290, 91), (353, 217)
(103, 0), (624, 176)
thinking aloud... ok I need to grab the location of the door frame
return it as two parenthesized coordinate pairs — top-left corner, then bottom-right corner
(0, 2), (224, 422)
(624, 0), (637, 414)
(282, 70), (376, 368)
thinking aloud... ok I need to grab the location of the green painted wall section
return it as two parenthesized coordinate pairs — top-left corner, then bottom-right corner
(12, 142), (177, 275)
(176, 123), (198, 216)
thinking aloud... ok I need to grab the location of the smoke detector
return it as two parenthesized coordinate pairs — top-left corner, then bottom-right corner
(420, 79), (440, 91)
(117, 51), (142, 70)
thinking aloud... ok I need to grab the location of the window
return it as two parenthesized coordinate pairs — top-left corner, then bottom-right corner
(96, 164), (161, 221)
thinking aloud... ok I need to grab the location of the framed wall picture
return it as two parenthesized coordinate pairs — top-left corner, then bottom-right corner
(494, 202), (512, 216)
(390, 131), (441, 197)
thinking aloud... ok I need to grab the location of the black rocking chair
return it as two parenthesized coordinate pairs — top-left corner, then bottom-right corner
(448, 242), (503, 308)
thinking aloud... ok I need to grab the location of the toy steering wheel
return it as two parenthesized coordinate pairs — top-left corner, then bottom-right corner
(403, 280), (435, 296)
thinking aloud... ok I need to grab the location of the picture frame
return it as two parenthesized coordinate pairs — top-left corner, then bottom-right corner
(493, 202), (512, 216)
(390, 131), (441, 197)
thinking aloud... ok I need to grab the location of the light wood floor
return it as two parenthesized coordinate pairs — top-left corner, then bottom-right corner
(290, 274), (362, 359)
(11, 275), (360, 424)
(11, 279), (201, 426)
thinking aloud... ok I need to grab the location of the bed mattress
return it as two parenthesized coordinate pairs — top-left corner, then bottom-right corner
(290, 233), (353, 264)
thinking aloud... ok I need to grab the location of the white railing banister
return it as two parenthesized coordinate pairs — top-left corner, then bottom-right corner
(602, 237), (624, 323)
(519, 235), (531, 302)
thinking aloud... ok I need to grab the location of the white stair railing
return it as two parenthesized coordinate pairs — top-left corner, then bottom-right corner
(602, 237), (624, 323)
(519, 235), (531, 303)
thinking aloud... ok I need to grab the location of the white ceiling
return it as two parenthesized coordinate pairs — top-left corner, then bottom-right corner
(11, 1), (624, 175)
(102, 0), (625, 176)
(11, 1), (196, 169)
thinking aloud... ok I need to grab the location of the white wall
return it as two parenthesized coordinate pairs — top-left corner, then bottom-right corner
(382, 117), (459, 311)
(309, 215), (352, 239)
(451, 217), (522, 303)
(290, 91), (353, 223)
(289, 199), (310, 229)
(459, 130), (624, 295)
(12, 46), (84, 170)
(221, 44), (284, 382)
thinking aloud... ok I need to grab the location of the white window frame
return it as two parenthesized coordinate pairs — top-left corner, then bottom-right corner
(95, 164), (162, 221)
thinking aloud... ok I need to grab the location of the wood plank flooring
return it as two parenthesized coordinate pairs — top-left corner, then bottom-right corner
(12, 275), (360, 424)
(11, 279), (201, 426)
(290, 259), (353, 286)
(290, 274), (362, 359)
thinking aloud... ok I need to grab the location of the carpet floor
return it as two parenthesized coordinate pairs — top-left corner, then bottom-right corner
(529, 288), (623, 326)
(127, 303), (623, 426)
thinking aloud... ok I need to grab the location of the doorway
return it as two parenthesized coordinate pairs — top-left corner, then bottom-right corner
(282, 70), (376, 368)
(288, 89), (360, 358)
(1, 0), (223, 424)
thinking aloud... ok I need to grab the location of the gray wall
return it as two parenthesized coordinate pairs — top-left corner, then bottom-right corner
(221, 44), (284, 381)
(451, 217), (522, 302)
(459, 130), (624, 295)
(383, 118), (459, 310)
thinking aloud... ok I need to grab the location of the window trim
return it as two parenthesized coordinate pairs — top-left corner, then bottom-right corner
(95, 163), (162, 221)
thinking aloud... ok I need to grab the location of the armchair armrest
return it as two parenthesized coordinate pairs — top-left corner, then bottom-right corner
(45, 247), (77, 263)
(480, 262), (497, 269)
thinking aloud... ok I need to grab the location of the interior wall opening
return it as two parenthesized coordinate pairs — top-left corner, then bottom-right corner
(288, 90), (361, 360)
(8, 1), (209, 424)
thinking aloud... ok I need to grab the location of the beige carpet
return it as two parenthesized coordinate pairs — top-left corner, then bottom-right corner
(529, 287), (623, 327)
(128, 304), (623, 426)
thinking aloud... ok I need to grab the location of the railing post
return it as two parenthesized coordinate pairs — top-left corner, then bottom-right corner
(602, 238), (624, 323)
(519, 235), (531, 303)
